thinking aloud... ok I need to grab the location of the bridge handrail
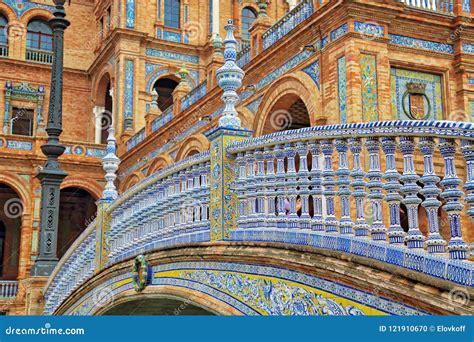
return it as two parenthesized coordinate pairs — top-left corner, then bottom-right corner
(228, 120), (474, 153)
(227, 120), (474, 286)
(108, 151), (211, 213)
(44, 218), (97, 292)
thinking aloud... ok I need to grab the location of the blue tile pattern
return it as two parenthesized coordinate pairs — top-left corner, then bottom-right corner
(145, 48), (199, 64)
(354, 21), (384, 38)
(302, 61), (320, 90)
(330, 23), (349, 42)
(151, 107), (174, 132)
(6, 140), (32, 150)
(181, 81), (207, 111)
(163, 30), (182, 43)
(126, 0), (135, 28)
(126, 128), (145, 151)
(389, 34), (454, 54)
(338, 56), (347, 123)
(124, 59), (135, 129)
(4, 0), (54, 18)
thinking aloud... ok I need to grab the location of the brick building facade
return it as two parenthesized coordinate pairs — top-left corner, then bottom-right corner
(0, 0), (473, 315)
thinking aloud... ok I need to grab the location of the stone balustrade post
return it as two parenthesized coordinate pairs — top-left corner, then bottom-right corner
(440, 138), (469, 259)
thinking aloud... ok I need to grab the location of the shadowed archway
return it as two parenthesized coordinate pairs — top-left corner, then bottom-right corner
(101, 297), (215, 316)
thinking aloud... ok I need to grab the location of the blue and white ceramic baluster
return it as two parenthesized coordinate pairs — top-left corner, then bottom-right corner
(309, 141), (324, 231)
(321, 140), (338, 233)
(461, 140), (474, 211)
(419, 137), (445, 253)
(236, 152), (247, 230)
(400, 137), (424, 249)
(255, 149), (266, 228)
(349, 138), (369, 237)
(246, 150), (256, 230)
(366, 137), (386, 241)
(296, 141), (311, 230)
(336, 139), (353, 234)
(264, 147), (277, 231)
(440, 138), (469, 260)
(461, 140), (474, 250)
(286, 144), (299, 229)
(275, 145), (288, 229)
(381, 137), (405, 244)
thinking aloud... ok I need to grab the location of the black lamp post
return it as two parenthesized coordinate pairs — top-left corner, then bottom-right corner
(31, 0), (70, 276)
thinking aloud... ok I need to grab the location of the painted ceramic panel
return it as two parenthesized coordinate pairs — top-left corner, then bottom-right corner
(360, 54), (378, 122)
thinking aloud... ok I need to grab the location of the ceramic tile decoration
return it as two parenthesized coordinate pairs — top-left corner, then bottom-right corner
(6, 140), (32, 150)
(303, 61), (320, 90)
(124, 59), (135, 129)
(4, 0), (54, 18)
(360, 54), (378, 121)
(338, 56), (347, 124)
(126, 0), (135, 28)
(462, 43), (474, 54)
(163, 30), (182, 43)
(246, 96), (263, 115)
(354, 21), (384, 38)
(389, 34), (454, 54)
(145, 48), (199, 64)
(262, 0), (315, 50)
(390, 68), (443, 120)
(331, 23), (349, 42)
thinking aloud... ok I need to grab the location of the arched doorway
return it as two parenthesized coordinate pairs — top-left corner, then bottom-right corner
(57, 188), (97, 258)
(94, 73), (113, 144)
(261, 94), (311, 135)
(101, 298), (215, 316)
(153, 78), (179, 112)
(0, 184), (22, 280)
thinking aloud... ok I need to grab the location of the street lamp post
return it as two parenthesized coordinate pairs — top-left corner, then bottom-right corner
(31, 0), (70, 276)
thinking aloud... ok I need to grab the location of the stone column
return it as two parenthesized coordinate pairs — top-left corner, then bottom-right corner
(93, 106), (105, 144)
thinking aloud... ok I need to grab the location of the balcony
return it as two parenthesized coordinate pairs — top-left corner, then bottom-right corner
(26, 48), (54, 64)
(398, 0), (455, 15)
(0, 281), (18, 299)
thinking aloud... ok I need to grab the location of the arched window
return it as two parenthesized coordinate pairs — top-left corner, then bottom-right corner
(153, 78), (179, 111)
(0, 15), (7, 45)
(164, 0), (181, 29)
(241, 7), (257, 44)
(27, 19), (53, 51)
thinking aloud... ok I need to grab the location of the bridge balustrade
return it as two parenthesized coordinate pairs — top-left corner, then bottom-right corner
(107, 152), (211, 266)
(227, 121), (474, 286)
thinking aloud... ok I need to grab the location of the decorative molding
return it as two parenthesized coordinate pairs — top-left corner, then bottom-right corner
(354, 21), (384, 38)
(302, 61), (320, 90)
(330, 23), (348, 42)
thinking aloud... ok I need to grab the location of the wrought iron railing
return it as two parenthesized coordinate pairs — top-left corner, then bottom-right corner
(262, 0), (315, 50)
(26, 48), (54, 64)
(398, 0), (455, 14)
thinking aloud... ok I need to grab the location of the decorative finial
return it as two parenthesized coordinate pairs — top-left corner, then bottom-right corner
(258, 0), (269, 17)
(102, 126), (120, 200)
(151, 88), (159, 109)
(215, 19), (244, 129)
(178, 64), (190, 83)
(212, 33), (223, 55)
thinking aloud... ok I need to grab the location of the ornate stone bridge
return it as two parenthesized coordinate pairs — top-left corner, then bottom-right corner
(42, 120), (474, 316)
